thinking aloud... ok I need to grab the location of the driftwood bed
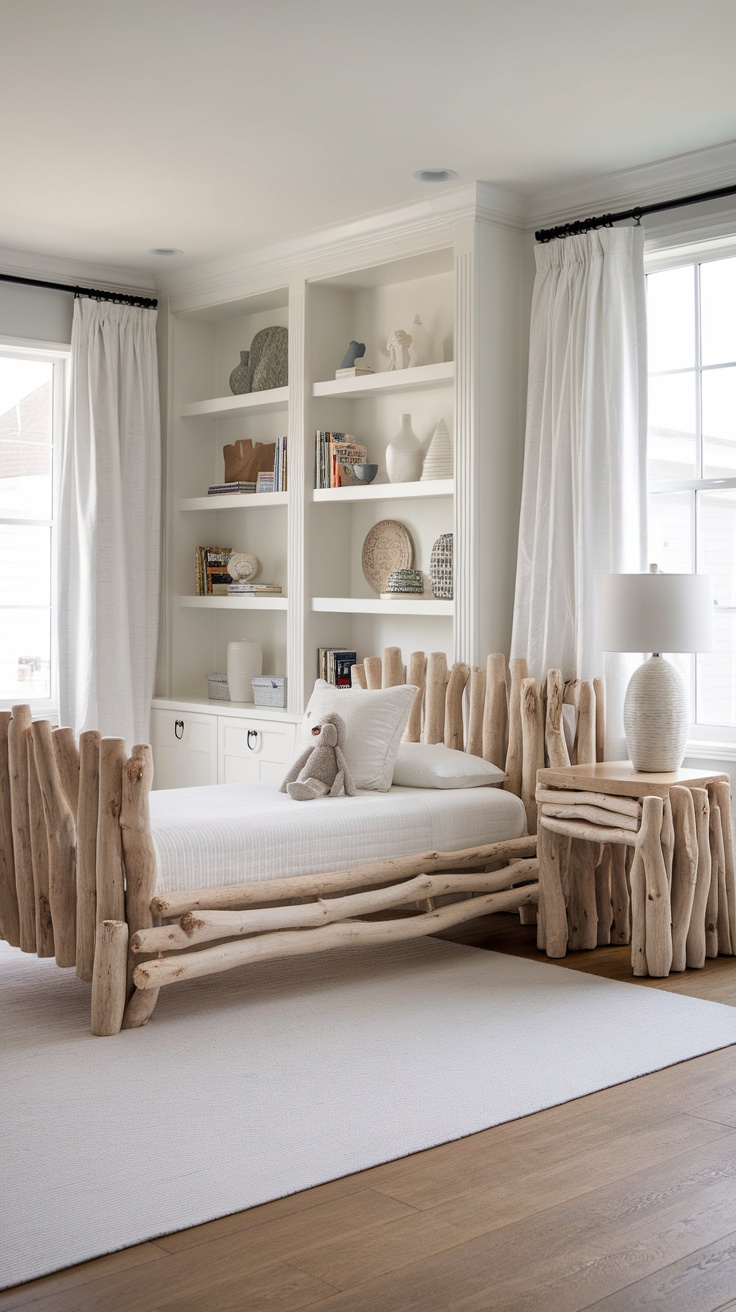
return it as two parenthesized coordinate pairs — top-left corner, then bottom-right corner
(0, 651), (604, 1035)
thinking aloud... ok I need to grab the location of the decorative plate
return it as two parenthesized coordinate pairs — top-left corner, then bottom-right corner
(361, 520), (414, 594)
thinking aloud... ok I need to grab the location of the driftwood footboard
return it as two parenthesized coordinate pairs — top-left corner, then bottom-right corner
(0, 650), (605, 1035)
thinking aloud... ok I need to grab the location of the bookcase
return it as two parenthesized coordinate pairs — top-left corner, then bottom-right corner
(153, 185), (528, 787)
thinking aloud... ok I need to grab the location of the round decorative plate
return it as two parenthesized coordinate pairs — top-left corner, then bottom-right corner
(361, 520), (414, 594)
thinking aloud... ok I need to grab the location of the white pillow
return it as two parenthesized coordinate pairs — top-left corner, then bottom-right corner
(302, 680), (417, 791)
(392, 742), (507, 789)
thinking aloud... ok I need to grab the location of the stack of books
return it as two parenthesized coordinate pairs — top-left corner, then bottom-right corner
(254, 436), (287, 493)
(196, 545), (232, 596)
(256, 471), (275, 492)
(318, 648), (357, 688)
(227, 582), (283, 597)
(207, 481), (256, 496)
(315, 432), (368, 489)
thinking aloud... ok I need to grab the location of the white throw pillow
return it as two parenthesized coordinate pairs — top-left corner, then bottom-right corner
(392, 742), (507, 789)
(302, 680), (417, 791)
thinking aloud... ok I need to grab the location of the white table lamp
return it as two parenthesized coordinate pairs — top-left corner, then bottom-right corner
(598, 567), (713, 772)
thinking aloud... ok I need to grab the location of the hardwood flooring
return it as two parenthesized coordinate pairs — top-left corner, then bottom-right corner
(5, 916), (736, 1312)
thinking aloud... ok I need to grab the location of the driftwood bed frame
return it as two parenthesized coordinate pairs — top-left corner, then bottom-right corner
(0, 652), (603, 1035)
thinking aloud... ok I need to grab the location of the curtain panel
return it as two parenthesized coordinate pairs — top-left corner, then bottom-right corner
(58, 299), (161, 748)
(510, 228), (647, 755)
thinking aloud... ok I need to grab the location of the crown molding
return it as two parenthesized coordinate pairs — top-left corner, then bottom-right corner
(0, 244), (156, 295)
(157, 183), (526, 313)
(526, 138), (736, 232)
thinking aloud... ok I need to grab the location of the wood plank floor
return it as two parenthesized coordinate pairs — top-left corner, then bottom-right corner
(5, 917), (736, 1312)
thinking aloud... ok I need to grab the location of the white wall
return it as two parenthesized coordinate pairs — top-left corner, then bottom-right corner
(0, 282), (72, 345)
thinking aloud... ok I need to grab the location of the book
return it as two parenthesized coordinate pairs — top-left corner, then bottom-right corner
(227, 583), (282, 594)
(196, 545), (232, 596)
(256, 470), (276, 492)
(314, 432), (368, 489)
(335, 365), (374, 378)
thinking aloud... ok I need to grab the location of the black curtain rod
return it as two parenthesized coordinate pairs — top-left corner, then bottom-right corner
(0, 270), (157, 309)
(535, 182), (736, 243)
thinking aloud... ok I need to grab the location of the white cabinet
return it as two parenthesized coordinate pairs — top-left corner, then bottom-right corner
(218, 715), (297, 783)
(150, 708), (218, 789)
(150, 702), (299, 789)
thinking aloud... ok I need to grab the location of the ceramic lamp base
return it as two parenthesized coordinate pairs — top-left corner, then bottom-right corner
(623, 655), (688, 772)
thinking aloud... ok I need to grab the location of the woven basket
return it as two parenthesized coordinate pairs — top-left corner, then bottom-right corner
(206, 673), (230, 702)
(429, 533), (453, 600)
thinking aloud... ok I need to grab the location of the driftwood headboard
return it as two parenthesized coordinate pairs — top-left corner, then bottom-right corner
(353, 649), (604, 834)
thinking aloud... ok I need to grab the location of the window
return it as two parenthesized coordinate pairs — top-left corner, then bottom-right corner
(0, 341), (67, 712)
(647, 252), (736, 740)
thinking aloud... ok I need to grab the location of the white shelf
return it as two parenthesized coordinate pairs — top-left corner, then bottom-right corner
(313, 478), (452, 503)
(153, 697), (300, 724)
(179, 595), (288, 611)
(311, 596), (453, 616)
(180, 387), (288, 419)
(181, 492), (288, 510)
(312, 361), (454, 400)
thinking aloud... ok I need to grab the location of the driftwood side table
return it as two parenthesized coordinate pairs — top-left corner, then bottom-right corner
(535, 762), (734, 978)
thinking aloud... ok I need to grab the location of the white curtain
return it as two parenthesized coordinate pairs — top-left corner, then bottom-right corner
(58, 299), (161, 749)
(510, 228), (647, 756)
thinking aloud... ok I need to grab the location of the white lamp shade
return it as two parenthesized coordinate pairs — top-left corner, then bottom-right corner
(598, 573), (714, 654)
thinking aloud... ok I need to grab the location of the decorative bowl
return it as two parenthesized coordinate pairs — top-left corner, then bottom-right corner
(352, 463), (378, 484)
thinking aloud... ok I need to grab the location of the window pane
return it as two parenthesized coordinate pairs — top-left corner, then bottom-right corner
(0, 525), (51, 606)
(0, 359), (53, 519)
(701, 257), (736, 367)
(699, 488), (736, 607)
(697, 614), (736, 727)
(647, 371), (697, 480)
(649, 491), (693, 573)
(0, 607), (50, 700)
(702, 366), (736, 479)
(646, 266), (696, 372)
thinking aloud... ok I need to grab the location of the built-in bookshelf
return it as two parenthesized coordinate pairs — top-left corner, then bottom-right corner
(155, 187), (526, 783)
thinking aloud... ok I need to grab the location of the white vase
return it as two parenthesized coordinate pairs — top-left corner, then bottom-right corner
(226, 639), (263, 703)
(408, 314), (432, 367)
(386, 413), (422, 484)
(421, 418), (453, 480)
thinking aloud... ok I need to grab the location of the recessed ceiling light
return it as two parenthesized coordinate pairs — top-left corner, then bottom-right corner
(412, 169), (459, 184)
(147, 248), (184, 256)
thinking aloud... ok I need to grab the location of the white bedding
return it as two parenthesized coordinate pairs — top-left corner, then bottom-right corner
(149, 781), (527, 894)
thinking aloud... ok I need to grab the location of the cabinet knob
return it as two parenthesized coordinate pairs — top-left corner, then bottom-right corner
(174, 719), (184, 740)
(247, 729), (259, 751)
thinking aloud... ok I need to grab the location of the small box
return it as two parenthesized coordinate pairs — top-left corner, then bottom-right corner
(252, 676), (287, 708)
(206, 672), (230, 702)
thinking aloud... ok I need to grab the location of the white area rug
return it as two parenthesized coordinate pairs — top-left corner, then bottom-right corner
(4, 936), (736, 1290)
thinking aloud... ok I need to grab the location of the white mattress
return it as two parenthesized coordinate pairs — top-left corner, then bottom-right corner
(149, 781), (527, 894)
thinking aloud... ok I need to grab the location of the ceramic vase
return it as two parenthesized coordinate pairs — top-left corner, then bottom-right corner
(429, 533), (453, 599)
(421, 417), (453, 480)
(226, 638), (262, 702)
(229, 351), (250, 395)
(386, 413), (422, 484)
(408, 314), (432, 367)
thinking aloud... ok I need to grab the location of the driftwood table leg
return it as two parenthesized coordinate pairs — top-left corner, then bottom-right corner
(629, 847), (647, 976)
(538, 822), (569, 957)
(686, 788), (711, 970)
(669, 786), (698, 972)
(595, 846), (612, 946)
(566, 838), (598, 950)
(610, 846), (630, 946)
(716, 779), (736, 953)
(705, 792), (721, 959)
(639, 795), (672, 977)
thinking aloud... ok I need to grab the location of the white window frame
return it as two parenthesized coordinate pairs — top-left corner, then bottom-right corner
(0, 336), (69, 721)
(645, 242), (736, 757)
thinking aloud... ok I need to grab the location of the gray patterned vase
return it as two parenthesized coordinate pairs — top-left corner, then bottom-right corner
(229, 351), (250, 395)
(429, 533), (453, 599)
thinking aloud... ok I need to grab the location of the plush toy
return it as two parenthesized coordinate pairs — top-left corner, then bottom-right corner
(279, 712), (356, 801)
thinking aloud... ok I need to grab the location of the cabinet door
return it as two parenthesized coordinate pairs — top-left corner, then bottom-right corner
(150, 709), (218, 789)
(218, 717), (297, 784)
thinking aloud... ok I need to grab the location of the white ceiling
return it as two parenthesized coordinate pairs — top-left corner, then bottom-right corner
(3, 0), (736, 274)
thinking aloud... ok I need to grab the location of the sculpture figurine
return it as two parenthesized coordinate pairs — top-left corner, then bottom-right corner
(386, 329), (412, 371)
(279, 712), (356, 801)
(339, 340), (366, 369)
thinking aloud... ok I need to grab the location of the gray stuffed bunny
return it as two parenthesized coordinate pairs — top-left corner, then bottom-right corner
(279, 711), (356, 801)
